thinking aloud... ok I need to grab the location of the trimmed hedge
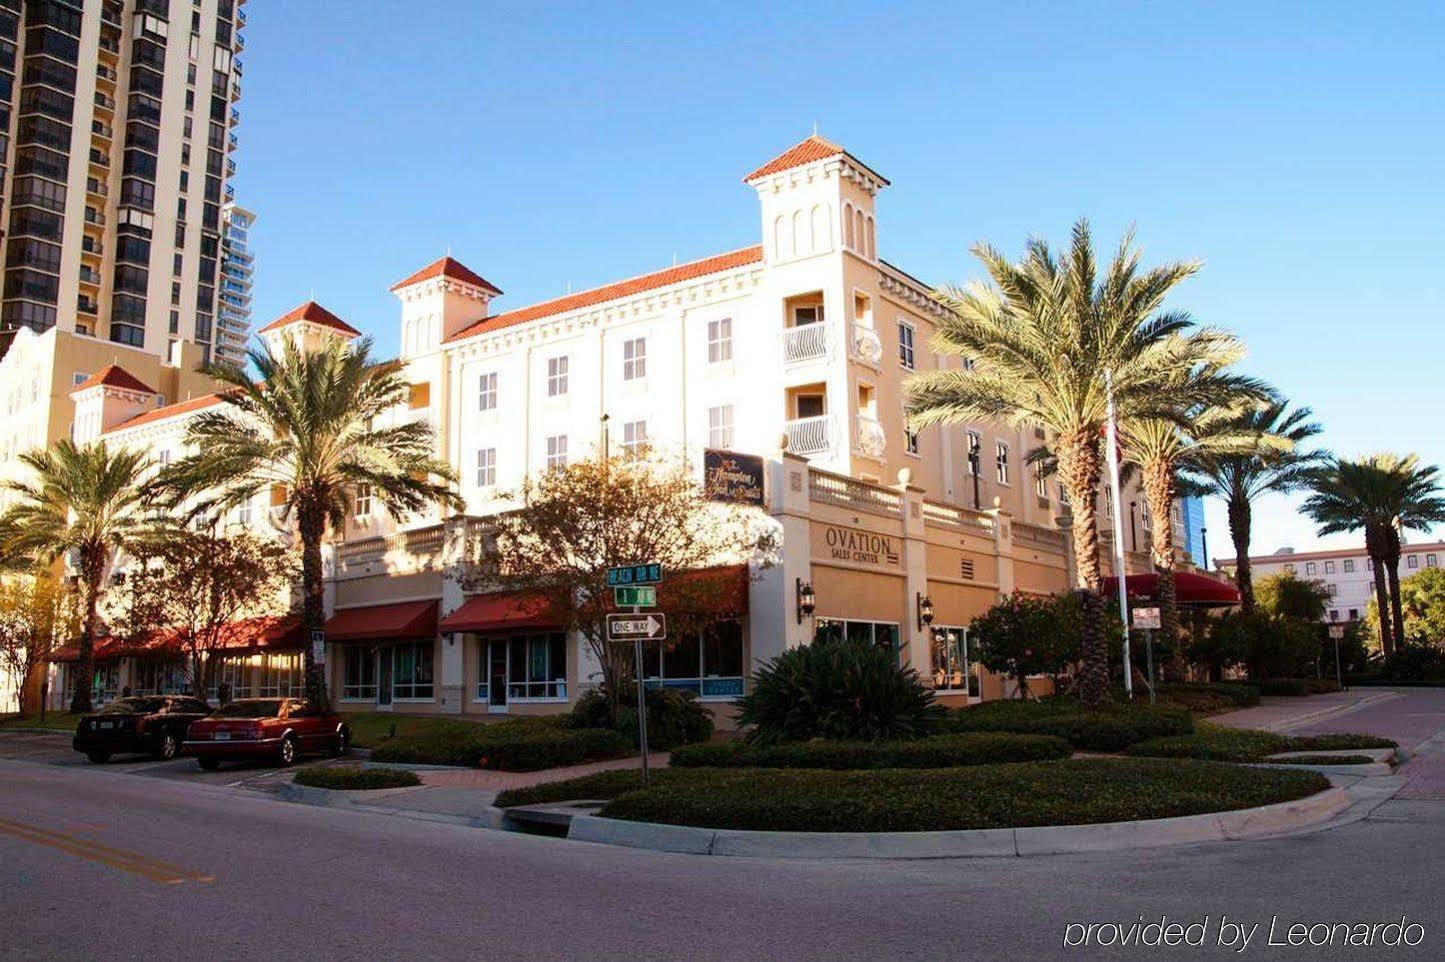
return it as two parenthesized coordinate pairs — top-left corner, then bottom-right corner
(1154, 682), (1261, 712)
(595, 759), (1329, 832)
(369, 715), (632, 771)
(1126, 724), (1396, 763)
(1271, 754), (1375, 766)
(292, 766), (421, 790)
(1257, 678), (1342, 697)
(669, 732), (1071, 770)
(942, 700), (1193, 750)
(566, 686), (714, 750)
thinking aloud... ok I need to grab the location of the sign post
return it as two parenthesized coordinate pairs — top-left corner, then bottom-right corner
(1328, 624), (1347, 691)
(1131, 607), (1161, 704)
(606, 564), (666, 788)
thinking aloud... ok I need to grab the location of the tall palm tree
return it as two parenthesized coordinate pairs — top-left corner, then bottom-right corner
(1186, 402), (1321, 612)
(906, 219), (1259, 704)
(0, 441), (153, 712)
(156, 335), (460, 708)
(1302, 454), (1445, 655)
(1119, 401), (1279, 673)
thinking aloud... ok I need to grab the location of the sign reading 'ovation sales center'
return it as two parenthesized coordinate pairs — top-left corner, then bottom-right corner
(816, 523), (902, 568)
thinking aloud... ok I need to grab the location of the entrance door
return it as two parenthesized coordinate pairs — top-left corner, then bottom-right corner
(377, 647), (394, 708)
(487, 639), (508, 711)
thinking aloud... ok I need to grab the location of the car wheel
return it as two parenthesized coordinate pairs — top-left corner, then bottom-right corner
(277, 735), (297, 767)
(197, 756), (221, 771)
(331, 728), (348, 757)
(86, 750), (111, 764)
(153, 733), (179, 761)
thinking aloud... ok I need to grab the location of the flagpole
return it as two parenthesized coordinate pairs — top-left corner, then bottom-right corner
(1104, 369), (1133, 699)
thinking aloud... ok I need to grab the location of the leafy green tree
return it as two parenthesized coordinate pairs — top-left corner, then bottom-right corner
(905, 219), (1259, 704)
(969, 592), (1076, 699)
(1302, 454), (1445, 655)
(154, 335), (460, 709)
(0, 570), (79, 717)
(1186, 401), (1322, 612)
(0, 441), (154, 712)
(1394, 567), (1445, 646)
(1255, 571), (1330, 624)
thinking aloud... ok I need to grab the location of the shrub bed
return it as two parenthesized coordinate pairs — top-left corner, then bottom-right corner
(670, 732), (1071, 770)
(566, 686), (714, 750)
(1154, 682), (1261, 712)
(292, 766), (421, 790)
(1126, 724), (1395, 763)
(1271, 754), (1375, 766)
(1257, 678), (1342, 697)
(369, 715), (632, 771)
(580, 759), (1328, 832)
(942, 700), (1193, 750)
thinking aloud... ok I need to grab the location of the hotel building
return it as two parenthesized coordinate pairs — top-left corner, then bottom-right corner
(1219, 541), (1445, 624)
(41, 136), (1165, 719)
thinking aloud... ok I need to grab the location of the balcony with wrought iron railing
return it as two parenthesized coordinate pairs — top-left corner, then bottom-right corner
(784, 414), (836, 458)
(782, 323), (828, 365)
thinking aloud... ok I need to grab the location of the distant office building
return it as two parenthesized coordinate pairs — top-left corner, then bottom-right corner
(0, 0), (247, 363)
(216, 201), (252, 365)
(1217, 541), (1445, 623)
(1178, 495), (1207, 568)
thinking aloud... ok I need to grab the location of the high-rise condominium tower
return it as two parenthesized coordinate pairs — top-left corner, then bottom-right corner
(216, 199), (250, 364)
(0, 0), (246, 363)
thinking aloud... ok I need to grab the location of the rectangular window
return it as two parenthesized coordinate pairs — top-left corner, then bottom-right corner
(929, 626), (978, 696)
(622, 420), (647, 456)
(707, 318), (732, 363)
(967, 431), (982, 476)
(547, 356), (568, 397)
(392, 643), (434, 700)
(1035, 468), (1049, 499)
(898, 321), (915, 369)
(642, 621), (745, 698)
(1430, 555), (1439, 568)
(476, 448), (496, 487)
(1408, 555), (1419, 569)
(342, 648), (377, 700)
(708, 405), (734, 449)
(477, 371), (497, 411)
(813, 618), (901, 659)
(1343, 559), (1355, 573)
(904, 419), (919, 455)
(995, 441), (1010, 485)
(493, 632), (567, 701)
(623, 337), (646, 381)
(1324, 561), (1336, 574)
(793, 304), (823, 326)
(1306, 562), (1317, 575)
(546, 434), (568, 471)
(354, 483), (372, 518)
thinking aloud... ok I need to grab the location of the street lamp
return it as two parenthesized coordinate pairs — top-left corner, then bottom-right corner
(916, 593), (935, 631)
(1200, 526), (1210, 571)
(1129, 501), (1138, 552)
(796, 578), (816, 623)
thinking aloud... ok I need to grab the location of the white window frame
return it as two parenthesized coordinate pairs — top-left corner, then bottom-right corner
(477, 371), (498, 412)
(707, 318), (733, 364)
(622, 337), (647, 381)
(903, 413), (919, 456)
(546, 356), (569, 397)
(1343, 559), (1355, 573)
(545, 434), (568, 471)
(995, 441), (1010, 485)
(391, 642), (435, 702)
(354, 483), (373, 518)
(622, 420), (647, 456)
(341, 646), (378, 701)
(1408, 555), (1419, 569)
(897, 321), (916, 369)
(476, 448), (497, 488)
(966, 430), (982, 476)
(1324, 561), (1336, 574)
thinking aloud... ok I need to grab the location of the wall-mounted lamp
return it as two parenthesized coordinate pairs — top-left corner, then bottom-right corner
(796, 578), (816, 623)
(916, 593), (935, 631)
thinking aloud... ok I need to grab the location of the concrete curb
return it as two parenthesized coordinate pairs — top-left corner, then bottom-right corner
(272, 781), (508, 829)
(565, 785), (1356, 859)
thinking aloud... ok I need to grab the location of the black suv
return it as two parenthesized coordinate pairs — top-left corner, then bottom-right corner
(73, 696), (213, 763)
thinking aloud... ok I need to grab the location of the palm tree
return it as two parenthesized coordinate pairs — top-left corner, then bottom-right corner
(1186, 402), (1321, 612)
(1302, 454), (1445, 655)
(906, 220), (1259, 704)
(1119, 401), (1279, 673)
(156, 335), (461, 708)
(0, 441), (153, 712)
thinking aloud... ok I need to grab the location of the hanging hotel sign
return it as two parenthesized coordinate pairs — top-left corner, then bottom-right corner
(814, 523), (902, 569)
(703, 449), (765, 506)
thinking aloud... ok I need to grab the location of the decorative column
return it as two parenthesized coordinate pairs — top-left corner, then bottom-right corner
(436, 515), (470, 714)
(896, 470), (931, 673)
(749, 450), (814, 667)
(989, 499), (1017, 597)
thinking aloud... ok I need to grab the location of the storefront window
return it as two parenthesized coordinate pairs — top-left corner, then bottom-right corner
(393, 642), (434, 700)
(92, 663), (120, 703)
(504, 632), (566, 701)
(256, 653), (306, 697)
(930, 626), (979, 696)
(132, 658), (189, 695)
(342, 647), (377, 700)
(642, 621), (744, 698)
(814, 618), (900, 657)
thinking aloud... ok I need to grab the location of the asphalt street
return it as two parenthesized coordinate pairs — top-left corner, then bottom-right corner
(1, 689), (1443, 962)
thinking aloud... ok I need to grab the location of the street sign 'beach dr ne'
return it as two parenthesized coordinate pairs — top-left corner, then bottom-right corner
(607, 563), (663, 587)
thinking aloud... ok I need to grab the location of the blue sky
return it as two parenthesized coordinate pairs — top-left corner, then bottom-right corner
(237, 1), (1444, 557)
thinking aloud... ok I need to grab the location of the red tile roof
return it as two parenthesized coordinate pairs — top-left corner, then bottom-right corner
(742, 135), (888, 185)
(256, 300), (361, 337)
(70, 364), (155, 396)
(390, 256), (502, 296)
(445, 246), (764, 344)
(106, 392), (230, 434)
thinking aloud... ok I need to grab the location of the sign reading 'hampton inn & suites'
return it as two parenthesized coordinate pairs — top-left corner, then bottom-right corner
(813, 522), (902, 569)
(703, 449), (765, 506)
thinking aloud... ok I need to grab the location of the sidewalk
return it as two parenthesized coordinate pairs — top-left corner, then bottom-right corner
(1209, 689), (1398, 732)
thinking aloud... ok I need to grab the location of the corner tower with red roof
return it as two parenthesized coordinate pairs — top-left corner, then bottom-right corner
(256, 300), (361, 356)
(391, 256), (502, 358)
(69, 364), (158, 443)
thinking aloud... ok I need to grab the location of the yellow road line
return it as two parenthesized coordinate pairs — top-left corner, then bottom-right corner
(0, 816), (214, 885)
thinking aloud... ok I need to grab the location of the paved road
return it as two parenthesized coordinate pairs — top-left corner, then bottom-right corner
(1, 691), (1443, 962)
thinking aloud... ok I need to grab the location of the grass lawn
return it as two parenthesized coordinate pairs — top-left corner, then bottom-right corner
(0, 712), (81, 732)
(496, 758), (1328, 831)
(1125, 724), (1396, 763)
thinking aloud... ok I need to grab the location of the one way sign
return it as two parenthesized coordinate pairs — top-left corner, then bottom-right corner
(606, 612), (667, 642)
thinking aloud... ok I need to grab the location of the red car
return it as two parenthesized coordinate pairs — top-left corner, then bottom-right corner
(185, 697), (350, 770)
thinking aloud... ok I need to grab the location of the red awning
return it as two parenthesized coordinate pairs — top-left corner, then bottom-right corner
(439, 592), (563, 634)
(632, 564), (750, 617)
(1103, 572), (1241, 609)
(50, 615), (303, 663)
(325, 600), (438, 642)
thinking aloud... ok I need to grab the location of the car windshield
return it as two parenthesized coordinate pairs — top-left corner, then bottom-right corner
(211, 700), (283, 718)
(98, 698), (165, 714)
